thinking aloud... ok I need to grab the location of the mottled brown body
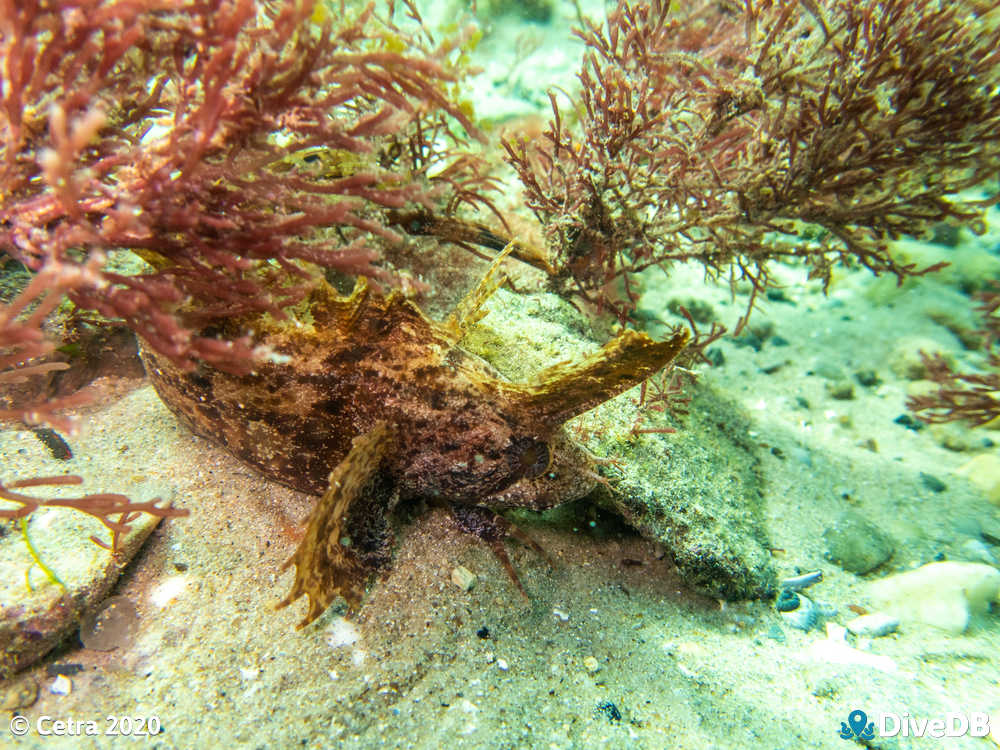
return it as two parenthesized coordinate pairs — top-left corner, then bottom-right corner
(143, 275), (688, 625)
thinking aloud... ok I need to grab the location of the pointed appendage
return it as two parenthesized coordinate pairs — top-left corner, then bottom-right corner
(451, 504), (551, 597)
(503, 328), (690, 425)
(443, 241), (516, 342)
(277, 423), (393, 628)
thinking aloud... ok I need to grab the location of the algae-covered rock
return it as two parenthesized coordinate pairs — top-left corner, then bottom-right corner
(0, 483), (171, 676)
(469, 289), (775, 601)
(589, 385), (775, 601)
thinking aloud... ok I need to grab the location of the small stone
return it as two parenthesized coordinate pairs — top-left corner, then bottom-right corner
(845, 613), (899, 637)
(919, 473), (947, 493)
(894, 413), (925, 431)
(766, 624), (786, 642)
(813, 361), (846, 381)
(955, 454), (1000, 505)
(929, 423), (975, 452)
(823, 511), (894, 574)
(80, 595), (139, 652)
(595, 701), (622, 723)
(496, 658), (508, 671)
(889, 337), (954, 380)
(583, 656), (600, 673)
(49, 674), (72, 696)
(0, 676), (38, 710)
(666, 297), (715, 324)
(854, 369), (881, 387)
(868, 561), (1000, 634)
(826, 379), (855, 400)
(956, 538), (996, 565)
(450, 565), (477, 591)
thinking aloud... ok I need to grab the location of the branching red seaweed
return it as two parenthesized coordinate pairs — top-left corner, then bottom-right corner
(0, 474), (188, 554)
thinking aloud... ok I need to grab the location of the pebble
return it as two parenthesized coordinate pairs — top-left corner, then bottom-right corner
(825, 380), (855, 400)
(50, 674), (72, 696)
(823, 511), (894, 574)
(450, 566), (477, 591)
(583, 656), (600, 673)
(955, 454), (1000, 505)
(919, 472), (947, 493)
(80, 596), (139, 651)
(854, 369), (881, 387)
(958, 538), (997, 565)
(0, 676), (38, 710)
(806, 623), (897, 673)
(496, 658), (509, 671)
(888, 337), (953, 380)
(845, 613), (899, 637)
(868, 561), (1000, 634)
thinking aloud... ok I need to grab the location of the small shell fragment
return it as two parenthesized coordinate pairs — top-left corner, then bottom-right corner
(780, 594), (818, 631)
(846, 612), (899, 637)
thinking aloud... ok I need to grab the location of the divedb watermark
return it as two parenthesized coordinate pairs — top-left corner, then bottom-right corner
(839, 709), (997, 741)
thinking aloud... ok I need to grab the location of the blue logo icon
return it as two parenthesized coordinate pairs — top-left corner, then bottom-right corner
(840, 709), (875, 741)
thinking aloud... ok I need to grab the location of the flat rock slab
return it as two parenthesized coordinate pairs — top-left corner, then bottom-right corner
(469, 290), (774, 601)
(591, 384), (774, 600)
(0, 481), (170, 676)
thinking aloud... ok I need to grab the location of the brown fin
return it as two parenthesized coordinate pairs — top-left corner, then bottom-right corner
(277, 423), (393, 628)
(503, 328), (690, 425)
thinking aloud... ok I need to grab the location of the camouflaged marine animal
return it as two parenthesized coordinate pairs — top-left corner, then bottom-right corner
(142, 255), (688, 627)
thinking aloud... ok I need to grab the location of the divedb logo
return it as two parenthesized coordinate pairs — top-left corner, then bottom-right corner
(839, 709), (996, 740)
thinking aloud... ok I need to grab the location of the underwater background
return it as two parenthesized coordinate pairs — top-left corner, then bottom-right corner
(2, 0), (1000, 747)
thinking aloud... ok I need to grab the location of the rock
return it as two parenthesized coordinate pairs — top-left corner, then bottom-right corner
(0, 675), (37, 710)
(955, 454), (1000, 505)
(956, 538), (997, 565)
(472, 290), (775, 602)
(49, 674), (72, 695)
(854, 369), (881, 387)
(868, 561), (1000, 634)
(845, 613), (899, 637)
(825, 380), (855, 400)
(806, 622), (897, 672)
(888, 337), (954, 380)
(594, 384), (775, 601)
(823, 511), (894, 574)
(450, 566), (477, 591)
(0, 483), (172, 677)
(929, 423), (975, 452)
(919, 472), (947, 493)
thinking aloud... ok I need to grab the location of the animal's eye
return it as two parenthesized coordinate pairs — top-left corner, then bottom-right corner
(517, 440), (552, 479)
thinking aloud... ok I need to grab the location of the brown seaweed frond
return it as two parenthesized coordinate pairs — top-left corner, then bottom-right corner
(0, 475), (188, 554)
